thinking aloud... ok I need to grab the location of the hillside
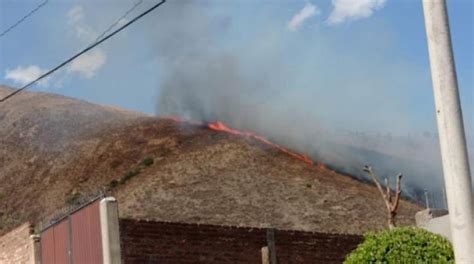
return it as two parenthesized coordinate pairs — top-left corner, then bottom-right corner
(0, 85), (422, 235)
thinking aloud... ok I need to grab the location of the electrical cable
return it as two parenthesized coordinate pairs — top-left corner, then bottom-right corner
(0, 0), (167, 103)
(0, 0), (49, 38)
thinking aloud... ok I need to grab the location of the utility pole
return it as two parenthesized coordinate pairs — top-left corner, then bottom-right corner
(421, 0), (473, 263)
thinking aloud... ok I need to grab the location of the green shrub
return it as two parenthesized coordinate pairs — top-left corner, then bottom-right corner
(65, 192), (81, 206)
(108, 179), (119, 188)
(140, 157), (154, 167)
(345, 226), (454, 263)
(119, 169), (140, 184)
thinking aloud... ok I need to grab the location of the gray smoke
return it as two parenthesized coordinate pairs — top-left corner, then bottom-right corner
(150, 1), (473, 206)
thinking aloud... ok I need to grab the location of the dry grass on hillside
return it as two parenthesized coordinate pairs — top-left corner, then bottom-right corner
(0, 86), (422, 235)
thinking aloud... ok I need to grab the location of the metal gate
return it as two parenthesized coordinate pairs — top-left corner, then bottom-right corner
(40, 198), (103, 264)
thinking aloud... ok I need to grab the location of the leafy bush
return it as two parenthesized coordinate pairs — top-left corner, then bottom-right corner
(140, 157), (154, 167)
(65, 192), (81, 206)
(119, 169), (140, 184)
(344, 226), (454, 263)
(108, 179), (119, 188)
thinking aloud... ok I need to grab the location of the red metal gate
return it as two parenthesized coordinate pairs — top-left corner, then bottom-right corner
(40, 199), (103, 264)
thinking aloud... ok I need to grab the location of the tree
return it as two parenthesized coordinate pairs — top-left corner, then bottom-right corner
(363, 165), (402, 229)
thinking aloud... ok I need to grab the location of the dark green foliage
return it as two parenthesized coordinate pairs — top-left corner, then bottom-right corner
(119, 169), (140, 184)
(344, 226), (454, 263)
(106, 156), (154, 190)
(140, 157), (154, 167)
(0, 211), (21, 229)
(108, 179), (119, 188)
(65, 192), (81, 206)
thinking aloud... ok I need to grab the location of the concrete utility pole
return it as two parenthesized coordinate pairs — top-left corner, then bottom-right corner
(422, 0), (473, 263)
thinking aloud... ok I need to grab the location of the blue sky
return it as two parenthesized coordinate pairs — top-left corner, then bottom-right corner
(0, 0), (472, 138)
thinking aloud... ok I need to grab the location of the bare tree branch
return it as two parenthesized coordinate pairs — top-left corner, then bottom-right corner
(363, 165), (404, 229)
(364, 165), (390, 210)
(385, 178), (392, 204)
(391, 173), (403, 213)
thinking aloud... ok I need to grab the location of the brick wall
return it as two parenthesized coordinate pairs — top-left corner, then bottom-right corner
(0, 223), (35, 264)
(119, 219), (362, 264)
(273, 229), (362, 263)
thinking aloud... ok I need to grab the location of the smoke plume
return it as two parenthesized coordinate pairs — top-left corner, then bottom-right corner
(150, 1), (473, 206)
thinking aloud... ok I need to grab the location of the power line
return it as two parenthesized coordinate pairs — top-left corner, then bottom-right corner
(0, 0), (49, 38)
(94, 0), (144, 43)
(0, 0), (167, 103)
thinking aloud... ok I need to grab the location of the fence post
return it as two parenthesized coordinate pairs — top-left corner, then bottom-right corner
(266, 229), (277, 264)
(261, 246), (270, 264)
(100, 197), (122, 264)
(29, 234), (41, 264)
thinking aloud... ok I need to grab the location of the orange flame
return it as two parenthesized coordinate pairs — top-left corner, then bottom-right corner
(162, 116), (323, 166)
(317, 162), (326, 170)
(208, 121), (314, 165)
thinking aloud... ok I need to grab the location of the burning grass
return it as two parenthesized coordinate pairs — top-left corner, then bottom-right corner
(162, 116), (325, 167)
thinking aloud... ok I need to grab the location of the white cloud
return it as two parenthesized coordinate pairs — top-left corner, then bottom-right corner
(67, 5), (96, 42)
(5, 65), (48, 86)
(328, 0), (387, 25)
(67, 5), (84, 25)
(67, 49), (106, 78)
(288, 3), (319, 31)
(65, 5), (107, 79)
(74, 24), (96, 42)
(4, 5), (108, 89)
